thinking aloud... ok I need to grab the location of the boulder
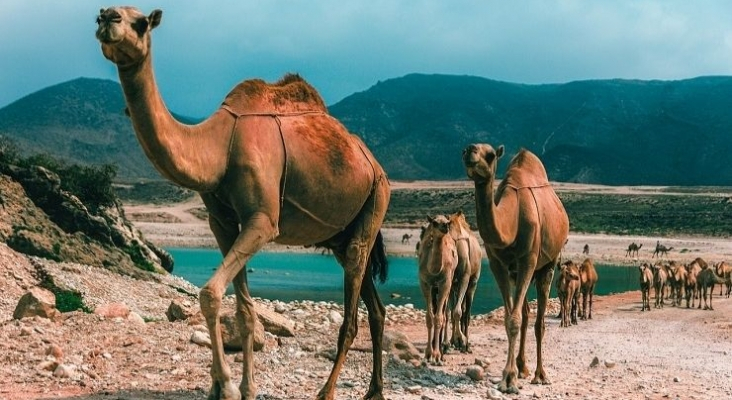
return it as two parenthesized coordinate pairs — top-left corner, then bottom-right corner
(255, 304), (295, 337)
(220, 312), (265, 351)
(166, 300), (198, 322)
(383, 330), (421, 362)
(13, 287), (58, 320)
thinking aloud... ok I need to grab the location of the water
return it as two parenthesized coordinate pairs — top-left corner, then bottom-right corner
(169, 248), (639, 315)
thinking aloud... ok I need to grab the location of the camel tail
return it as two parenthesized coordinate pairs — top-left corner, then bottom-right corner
(369, 230), (389, 284)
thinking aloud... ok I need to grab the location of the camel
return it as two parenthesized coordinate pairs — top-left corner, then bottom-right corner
(463, 144), (569, 394)
(582, 244), (590, 255)
(625, 242), (642, 257)
(556, 261), (580, 327)
(401, 233), (413, 244)
(697, 267), (726, 310)
(652, 241), (673, 258)
(446, 210), (482, 353)
(417, 215), (458, 365)
(666, 261), (687, 307)
(651, 262), (667, 309)
(577, 258), (598, 319)
(714, 261), (732, 297)
(96, 7), (391, 400)
(639, 263), (653, 311)
(684, 259), (703, 309)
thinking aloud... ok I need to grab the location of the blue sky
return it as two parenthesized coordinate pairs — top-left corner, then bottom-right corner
(2, 1), (732, 117)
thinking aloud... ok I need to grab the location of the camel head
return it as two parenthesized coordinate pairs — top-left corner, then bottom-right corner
(462, 143), (504, 183)
(96, 6), (162, 67)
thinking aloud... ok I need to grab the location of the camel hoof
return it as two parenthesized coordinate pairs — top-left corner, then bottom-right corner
(531, 376), (552, 385)
(498, 381), (520, 395)
(207, 381), (241, 400)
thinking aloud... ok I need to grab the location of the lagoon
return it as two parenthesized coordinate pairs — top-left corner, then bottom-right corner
(168, 248), (639, 315)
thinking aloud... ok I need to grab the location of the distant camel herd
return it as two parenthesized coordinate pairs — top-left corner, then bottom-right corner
(625, 240), (674, 258)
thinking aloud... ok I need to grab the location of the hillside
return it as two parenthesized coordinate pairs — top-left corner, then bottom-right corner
(3, 75), (732, 184)
(330, 74), (732, 184)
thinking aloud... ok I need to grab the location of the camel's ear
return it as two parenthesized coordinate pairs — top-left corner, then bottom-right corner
(496, 145), (505, 159)
(149, 9), (162, 29)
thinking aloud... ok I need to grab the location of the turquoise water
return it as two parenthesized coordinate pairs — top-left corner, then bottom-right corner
(168, 248), (639, 315)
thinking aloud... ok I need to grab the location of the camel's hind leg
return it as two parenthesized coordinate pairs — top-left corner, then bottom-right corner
(359, 265), (386, 400)
(317, 176), (389, 400)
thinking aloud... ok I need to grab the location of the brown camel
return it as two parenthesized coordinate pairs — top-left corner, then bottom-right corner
(697, 267), (726, 310)
(626, 242), (642, 257)
(446, 210), (482, 353)
(556, 261), (580, 328)
(577, 258), (598, 319)
(639, 263), (653, 311)
(651, 262), (667, 309)
(463, 144), (569, 394)
(96, 7), (390, 400)
(684, 259), (703, 309)
(666, 261), (687, 307)
(714, 261), (732, 297)
(417, 215), (458, 365)
(652, 241), (673, 258)
(401, 233), (413, 244)
(582, 243), (590, 255)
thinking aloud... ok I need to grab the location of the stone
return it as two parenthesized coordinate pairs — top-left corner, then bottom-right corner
(46, 344), (64, 361)
(166, 300), (198, 322)
(190, 331), (211, 348)
(127, 311), (146, 326)
(94, 302), (130, 319)
(327, 310), (343, 325)
(219, 312), (265, 351)
(605, 359), (616, 368)
(487, 388), (505, 400)
(255, 304), (295, 337)
(13, 287), (58, 320)
(382, 330), (421, 362)
(590, 356), (600, 367)
(466, 365), (484, 381)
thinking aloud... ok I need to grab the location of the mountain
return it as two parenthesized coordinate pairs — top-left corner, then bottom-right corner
(330, 74), (732, 185)
(3, 74), (732, 185)
(0, 78), (196, 180)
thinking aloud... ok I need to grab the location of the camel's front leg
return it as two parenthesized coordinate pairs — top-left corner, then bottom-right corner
(359, 265), (386, 400)
(432, 277), (453, 365)
(531, 264), (554, 385)
(488, 260), (522, 394)
(201, 212), (277, 400)
(515, 299), (530, 379)
(450, 275), (470, 351)
(419, 280), (437, 364)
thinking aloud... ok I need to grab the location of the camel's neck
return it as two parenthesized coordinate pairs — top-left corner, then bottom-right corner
(117, 56), (230, 191)
(473, 179), (518, 249)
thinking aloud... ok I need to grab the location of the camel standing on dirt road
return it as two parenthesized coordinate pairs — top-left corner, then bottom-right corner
(96, 7), (390, 400)
(626, 243), (642, 257)
(556, 261), (580, 327)
(652, 241), (674, 258)
(697, 267), (726, 310)
(715, 261), (732, 297)
(652, 262), (668, 309)
(666, 261), (687, 307)
(578, 258), (598, 319)
(685, 259), (703, 309)
(639, 263), (653, 311)
(417, 215), (458, 365)
(463, 144), (569, 394)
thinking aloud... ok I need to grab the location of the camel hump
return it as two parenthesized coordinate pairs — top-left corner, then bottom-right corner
(222, 73), (328, 114)
(502, 148), (551, 187)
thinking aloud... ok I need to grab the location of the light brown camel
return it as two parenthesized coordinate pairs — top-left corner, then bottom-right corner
(556, 261), (580, 328)
(639, 263), (653, 311)
(714, 261), (732, 298)
(417, 215), (458, 365)
(666, 261), (687, 307)
(446, 210), (482, 353)
(625, 242), (642, 257)
(684, 259), (703, 309)
(697, 267), (726, 310)
(651, 262), (667, 309)
(578, 258), (598, 319)
(462, 144), (569, 394)
(96, 7), (390, 400)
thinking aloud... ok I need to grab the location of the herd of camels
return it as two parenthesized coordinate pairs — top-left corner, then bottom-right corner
(92, 6), (727, 399)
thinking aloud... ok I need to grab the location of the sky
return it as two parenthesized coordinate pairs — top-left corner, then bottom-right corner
(2, 1), (732, 117)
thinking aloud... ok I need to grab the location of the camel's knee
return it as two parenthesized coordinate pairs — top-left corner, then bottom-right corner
(200, 286), (223, 321)
(235, 300), (257, 332)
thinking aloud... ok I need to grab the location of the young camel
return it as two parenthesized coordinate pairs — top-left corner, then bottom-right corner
(417, 215), (458, 365)
(639, 263), (653, 311)
(96, 8), (390, 400)
(463, 144), (569, 394)
(697, 267), (726, 310)
(446, 211), (482, 353)
(651, 262), (668, 309)
(556, 261), (580, 327)
(578, 258), (598, 319)
(714, 261), (732, 298)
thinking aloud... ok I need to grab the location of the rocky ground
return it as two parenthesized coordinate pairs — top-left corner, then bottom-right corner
(1, 237), (732, 400)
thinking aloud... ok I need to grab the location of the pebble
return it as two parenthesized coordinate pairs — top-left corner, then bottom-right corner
(191, 331), (211, 348)
(487, 388), (505, 400)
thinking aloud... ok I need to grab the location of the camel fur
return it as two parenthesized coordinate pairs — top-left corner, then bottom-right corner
(446, 210), (482, 353)
(556, 261), (580, 327)
(96, 7), (390, 400)
(639, 263), (653, 311)
(417, 215), (458, 365)
(577, 258), (598, 319)
(463, 144), (569, 394)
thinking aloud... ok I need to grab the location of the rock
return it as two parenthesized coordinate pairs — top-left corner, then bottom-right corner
(673, 376), (681, 383)
(191, 331), (211, 348)
(52, 364), (75, 379)
(219, 312), (265, 351)
(255, 304), (295, 337)
(474, 357), (490, 368)
(466, 365), (484, 381)
(127, 311), (146, 326)
(327, 310), (343, 325)
(94, 302), (130, 319)
(487, 388), (505, 400)
(390, 293), (401, 299)
(382, 330), (421, 362)
(590, 356), (600, 367)
(46, 344), (63, 361)
(406, 385), (421, 394)
(166, 299), (198, 322)
(38, 360), (59, 372)
(13, 287), (58, 320)
(605, 359), (616, 368)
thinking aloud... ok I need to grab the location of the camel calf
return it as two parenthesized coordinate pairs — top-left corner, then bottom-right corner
(557, 261), (580, 327)
(651, 262), (668, 309)
(578, 258), (598, 319)
(639, 263), (653, 311)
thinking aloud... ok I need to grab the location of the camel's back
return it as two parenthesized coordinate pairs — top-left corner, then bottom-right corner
(222, 73), (327, 114)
